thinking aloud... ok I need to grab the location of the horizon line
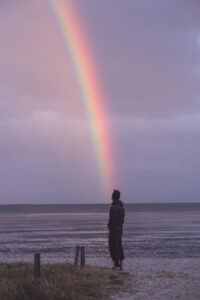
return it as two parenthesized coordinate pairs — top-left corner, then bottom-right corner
(0, 202), (200, 206)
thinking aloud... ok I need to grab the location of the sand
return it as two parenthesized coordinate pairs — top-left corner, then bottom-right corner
(110, 258), (200, 300)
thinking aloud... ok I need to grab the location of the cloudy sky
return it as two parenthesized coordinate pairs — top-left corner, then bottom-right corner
(0, 0), (200, 204)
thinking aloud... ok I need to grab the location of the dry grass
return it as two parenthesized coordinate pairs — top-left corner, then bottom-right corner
(0, 263), (129, 300)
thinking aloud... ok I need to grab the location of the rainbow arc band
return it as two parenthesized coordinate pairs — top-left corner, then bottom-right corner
(46, 0), (115, 197)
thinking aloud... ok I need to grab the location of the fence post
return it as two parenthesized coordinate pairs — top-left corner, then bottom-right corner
(80, 246), (85, 268)
(34, 253), (40, 282)
(74, 246), (80, 266)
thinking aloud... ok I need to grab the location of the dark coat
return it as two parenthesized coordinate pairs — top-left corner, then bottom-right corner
(108, 200), (125, 233)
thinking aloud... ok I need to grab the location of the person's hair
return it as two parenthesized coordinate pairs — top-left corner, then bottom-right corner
(112, 189), (120, 201)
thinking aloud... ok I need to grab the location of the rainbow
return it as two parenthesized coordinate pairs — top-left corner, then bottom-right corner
(46, 0), (115, 197)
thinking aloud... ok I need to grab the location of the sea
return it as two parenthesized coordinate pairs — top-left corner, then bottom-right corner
(1, 202), (200, 265)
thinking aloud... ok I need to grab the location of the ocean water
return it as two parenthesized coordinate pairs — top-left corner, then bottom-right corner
(0, 203), (200, 264)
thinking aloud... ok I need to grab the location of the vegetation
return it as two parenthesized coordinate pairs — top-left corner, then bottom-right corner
(0, 263), (130, 300)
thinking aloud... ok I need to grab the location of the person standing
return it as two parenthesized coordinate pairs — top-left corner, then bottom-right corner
(108, 189), (125, 270)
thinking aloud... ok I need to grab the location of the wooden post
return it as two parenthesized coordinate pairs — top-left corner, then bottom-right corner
(34, 253), (40, 282)
(80, 246), (85, 268)
(74, 246), (80, 266)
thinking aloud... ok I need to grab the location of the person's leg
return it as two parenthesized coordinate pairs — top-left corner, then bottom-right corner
(109, 231), (120, 268)
(114, 232), (121, 268)
(109, 232), (116, 264)
(114, 259), (120, 267)
(119, 234), (124, 270)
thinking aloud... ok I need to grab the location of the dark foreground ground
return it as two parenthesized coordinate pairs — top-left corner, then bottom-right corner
(0, 263), (131, 300)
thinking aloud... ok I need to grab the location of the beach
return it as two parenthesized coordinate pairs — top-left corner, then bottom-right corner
(0, 203), (200, 299)
(110, 258), (200, 300)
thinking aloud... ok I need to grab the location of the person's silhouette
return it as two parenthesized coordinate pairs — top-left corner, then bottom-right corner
(108, 189), (125, 270)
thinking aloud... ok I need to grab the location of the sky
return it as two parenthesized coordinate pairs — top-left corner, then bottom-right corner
(0, 0), (200, 204)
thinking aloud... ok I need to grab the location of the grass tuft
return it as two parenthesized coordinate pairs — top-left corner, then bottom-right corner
(0, 263), (129, 300)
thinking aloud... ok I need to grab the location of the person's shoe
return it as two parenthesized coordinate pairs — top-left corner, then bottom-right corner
(112, 266), (121, 271)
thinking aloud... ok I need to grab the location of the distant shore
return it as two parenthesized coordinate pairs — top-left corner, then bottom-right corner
(0, 202), (200, 214)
